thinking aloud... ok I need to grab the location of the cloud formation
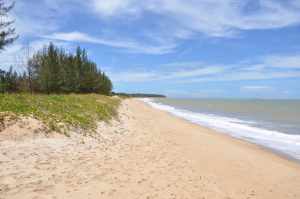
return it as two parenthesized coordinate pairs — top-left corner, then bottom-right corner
(11, 0), (300, 54)
(90, 0), (300, 37)
(107, 54), (300, 83)
(2, 0), (300, 98)
(263, 54), (300, 68)
(45, 32), (176, 54)
(242, 86), (272, 91)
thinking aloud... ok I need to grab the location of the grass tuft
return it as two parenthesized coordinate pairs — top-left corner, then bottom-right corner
(0, 94), (120, 133)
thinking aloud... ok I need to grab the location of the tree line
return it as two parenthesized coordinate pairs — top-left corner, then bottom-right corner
(1, 1), (112, 95)
(113, 92), (166, 98)
(0, 43), (113, 95)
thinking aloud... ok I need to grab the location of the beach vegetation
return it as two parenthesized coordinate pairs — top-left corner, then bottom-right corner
(0, 93), (119, 133)
(0, 43), (113, 95)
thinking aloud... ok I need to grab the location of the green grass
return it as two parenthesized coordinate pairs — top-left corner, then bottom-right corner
(0, 94), (120, 134)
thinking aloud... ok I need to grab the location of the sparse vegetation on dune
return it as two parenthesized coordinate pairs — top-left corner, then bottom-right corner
(0, 94), (120, 134)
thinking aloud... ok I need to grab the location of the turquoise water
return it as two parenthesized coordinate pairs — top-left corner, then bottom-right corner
(143, 98), (300, 160)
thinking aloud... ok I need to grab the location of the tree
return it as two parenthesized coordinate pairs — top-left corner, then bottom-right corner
(0, 0), (17, 50)
(26, 43), (113, 95)
(46, 43), (61, 93)
(1, 43), (114, 94)
(0, 69), (6, 92)
(99, 72), (113, 95)
(0, 66), (18, 92)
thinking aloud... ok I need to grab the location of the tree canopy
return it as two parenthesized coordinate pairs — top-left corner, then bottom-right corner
(0, 43), (113, 95)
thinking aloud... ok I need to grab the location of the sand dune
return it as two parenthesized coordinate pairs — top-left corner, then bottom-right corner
(0, 99), (300, 199)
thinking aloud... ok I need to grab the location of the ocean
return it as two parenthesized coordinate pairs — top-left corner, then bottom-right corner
(142, 98), (300, 161)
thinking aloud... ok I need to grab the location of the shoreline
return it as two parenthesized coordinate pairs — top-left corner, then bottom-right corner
(141, 99), (300, 167)
(1, 98), (300, 198)
(141, 98), (300, 164)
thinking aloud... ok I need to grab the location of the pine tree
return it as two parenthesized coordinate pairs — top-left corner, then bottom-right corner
(0, 0), (17, 50)
(47, 43), (61, 93)
(0, 69), (6, 92)
(0, 66), (18, 92)
(26, 43), (113, 95)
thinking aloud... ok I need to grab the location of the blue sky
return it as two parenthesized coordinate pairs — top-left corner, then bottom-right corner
(1, 0), (300, 98)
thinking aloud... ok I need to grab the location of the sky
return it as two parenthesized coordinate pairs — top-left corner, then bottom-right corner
(1, 0), (300, 98)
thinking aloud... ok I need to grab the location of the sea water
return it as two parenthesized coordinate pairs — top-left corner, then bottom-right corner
(142, 98), (300, 161)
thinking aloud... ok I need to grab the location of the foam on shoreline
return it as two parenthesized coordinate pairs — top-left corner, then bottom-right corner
(142, 98), (300, 161)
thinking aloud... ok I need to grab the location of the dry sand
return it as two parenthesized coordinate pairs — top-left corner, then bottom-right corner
(0, 99), (300, 199)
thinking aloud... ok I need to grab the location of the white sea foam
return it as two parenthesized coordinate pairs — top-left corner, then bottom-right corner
(141, 98), (300, 160)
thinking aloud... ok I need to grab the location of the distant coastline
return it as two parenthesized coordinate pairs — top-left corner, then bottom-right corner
(113, 92), (166, 98)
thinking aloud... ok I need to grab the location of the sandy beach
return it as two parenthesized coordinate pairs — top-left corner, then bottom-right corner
(1, 98), (300, 199)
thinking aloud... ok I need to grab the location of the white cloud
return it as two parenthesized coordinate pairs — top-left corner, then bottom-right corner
(183, 71), (300, 83)
(12, 0), (300, 54)
(108, 65), (227, 83)
(107, 53), (300, 83)
(46, 32), (102, 43)
(91, 0), (138, 17)
(242, 86), (271, 91)
(263, 54), (300, 68)
(166, 66), (225, 79)
(45, 31), (176, 54)
(90, 0), (300, 37)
